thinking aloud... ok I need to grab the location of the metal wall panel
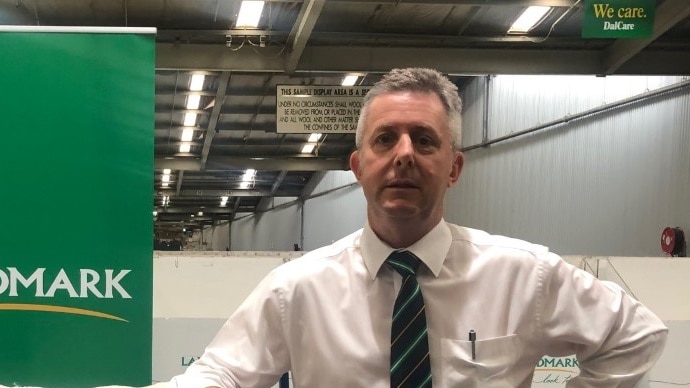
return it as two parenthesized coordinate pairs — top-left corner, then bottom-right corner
(227, 75), (688, 256)
(228, 170), (365, 252)
(448, 75), (690, 256)
(459, 76), (487, 147)
(230, 201), (302, 251)
(303, 184), (365, 251)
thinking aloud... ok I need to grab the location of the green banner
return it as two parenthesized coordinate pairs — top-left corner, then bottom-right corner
(0, 28), (155, 387)
(582, 0), (655, 38)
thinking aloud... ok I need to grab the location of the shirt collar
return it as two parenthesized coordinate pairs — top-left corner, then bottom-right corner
(359, 219), (452, 280)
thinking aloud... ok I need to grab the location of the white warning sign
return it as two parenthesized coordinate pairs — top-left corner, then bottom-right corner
(276, 85), (370, 134)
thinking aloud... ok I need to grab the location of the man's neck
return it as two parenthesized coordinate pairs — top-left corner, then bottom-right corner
(369, 214), (441, 249)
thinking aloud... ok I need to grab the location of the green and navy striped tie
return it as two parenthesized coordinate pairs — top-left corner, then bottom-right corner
(387, 250), (432, 388)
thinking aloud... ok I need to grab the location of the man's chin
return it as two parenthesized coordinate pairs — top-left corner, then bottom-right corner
(380, 203), (421, 219)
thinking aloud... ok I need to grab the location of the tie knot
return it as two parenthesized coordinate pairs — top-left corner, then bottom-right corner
(386, 250), (421, 277)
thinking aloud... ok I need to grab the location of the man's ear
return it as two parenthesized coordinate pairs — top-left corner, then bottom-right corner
(448, 152), (464, 187)
(349, 150), (361, 180)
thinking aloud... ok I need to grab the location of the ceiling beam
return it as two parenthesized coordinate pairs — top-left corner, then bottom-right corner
(157, 43), (284, 71)
(613, 50), (690, 75)
(328, 0), (578, 5)
(155, 207), (235, 214)
(602, 0), (690, 75)
(232, 197), (242, 219)
(155, 157), (349, 171)
(160, 189), (301, 197)
(285, 0), (326, 73)
(156, 123), (277, 133)
(175, 170), (184, 196)
(200, 71), (230, 170)
(155, 106), (275, 115)
(155, 137), (355, 147)
(159, 30), (593, 45)
(157, 43), (688, 75)
(257, 170), (289, 211)
(298, 46), (603, 75)
(156, 44), (601, 74)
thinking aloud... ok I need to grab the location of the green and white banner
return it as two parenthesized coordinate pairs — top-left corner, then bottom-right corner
(0, 26), (155, 387)
(582, 0), (655, 38)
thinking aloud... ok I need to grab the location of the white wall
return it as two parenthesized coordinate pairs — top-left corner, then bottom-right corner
(209, 221), (230, 251)
(152, 252), (300, 385)
(230, 197), (302, 251)
(593, 257), (690, 387)
(302, 170), (365, 250)
(447, 75), (690, 256)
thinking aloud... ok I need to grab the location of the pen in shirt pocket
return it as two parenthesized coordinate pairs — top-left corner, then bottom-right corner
(469, 330), (476, 360)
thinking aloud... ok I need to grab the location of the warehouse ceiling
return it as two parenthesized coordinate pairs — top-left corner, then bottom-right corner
(2, 0), (689, 237)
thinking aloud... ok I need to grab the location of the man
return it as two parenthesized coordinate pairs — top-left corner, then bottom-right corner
(6, 68), (662, 388)
(160, 68), (667, 387)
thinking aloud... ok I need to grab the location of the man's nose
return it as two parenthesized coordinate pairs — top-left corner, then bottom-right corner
(394, 134), (414, 167)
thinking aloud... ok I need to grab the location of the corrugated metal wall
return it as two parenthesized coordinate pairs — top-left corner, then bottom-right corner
(302, 171), (365, 250)
(446, 75), (690, 256)
(224, 75), (689, 256)
(227, 172), (365, 251)
(230, 198), (302, 251)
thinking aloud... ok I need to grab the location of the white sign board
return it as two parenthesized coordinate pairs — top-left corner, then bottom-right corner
(532, 356), (579, 386)
(276, 85), (370, 133)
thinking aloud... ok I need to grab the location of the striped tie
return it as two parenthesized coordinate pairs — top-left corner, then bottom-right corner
(387, 250), (432, 388)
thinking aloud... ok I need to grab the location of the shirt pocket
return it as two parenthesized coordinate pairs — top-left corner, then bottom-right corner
(439, 334), (522, 387)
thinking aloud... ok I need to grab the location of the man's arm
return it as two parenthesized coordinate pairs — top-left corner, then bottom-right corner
(539, 254), (668, 386)
(168, 268), (290, 388)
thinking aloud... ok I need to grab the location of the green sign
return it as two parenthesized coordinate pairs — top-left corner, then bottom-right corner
(0, 28), (155, 387)
(582, 0), (655, 38)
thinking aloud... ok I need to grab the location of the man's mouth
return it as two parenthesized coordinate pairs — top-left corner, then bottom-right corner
(386, 180), (419, 189)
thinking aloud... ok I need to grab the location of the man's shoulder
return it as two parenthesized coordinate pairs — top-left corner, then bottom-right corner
(446, 222), (550, 256)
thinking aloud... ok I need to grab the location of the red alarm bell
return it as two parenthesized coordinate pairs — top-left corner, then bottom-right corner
(661, 227), (686, 257)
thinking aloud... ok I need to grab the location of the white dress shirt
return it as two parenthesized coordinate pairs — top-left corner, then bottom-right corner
(172, 220), (667, 388)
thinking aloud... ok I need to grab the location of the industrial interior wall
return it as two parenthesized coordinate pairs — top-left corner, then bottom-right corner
(446, 75), (690, 256)
(223, 171), (364, 252)
(230, 197), (302, 251)
(195, 221), (230, 251)
(302, 170), (366, 251)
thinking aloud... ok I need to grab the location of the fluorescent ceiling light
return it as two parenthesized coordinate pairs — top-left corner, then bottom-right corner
(153, 211), (158, 216)
(162, 182), (169, 188)
(163, 169), (171, 175)
(183, 112), (197, 127)
(180, 143), (191, 153)
(198, 211), (203, 216)
(341, 75), (358, 86)
(181, 128), (194, 142)
(186, 94), (201, 110)
(236, 1), (265, 28)
(190, 74), (205, 91)
(302, 143), (315, 154)
(508, 6), (550, 34)
(241, 169), (256, 182)
(307, 133), (322, 142)
(239, 181), (250, 189)
(162, 174), (170, 183)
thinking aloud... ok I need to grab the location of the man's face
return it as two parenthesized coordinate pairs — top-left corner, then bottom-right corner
(350, 91), (463, 226)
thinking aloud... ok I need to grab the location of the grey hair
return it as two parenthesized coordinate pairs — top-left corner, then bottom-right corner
(355, 68), (463, 150)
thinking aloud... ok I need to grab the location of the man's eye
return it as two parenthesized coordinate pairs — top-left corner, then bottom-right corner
(375, 134), (393, 144)
(417, 136), (434, 146)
